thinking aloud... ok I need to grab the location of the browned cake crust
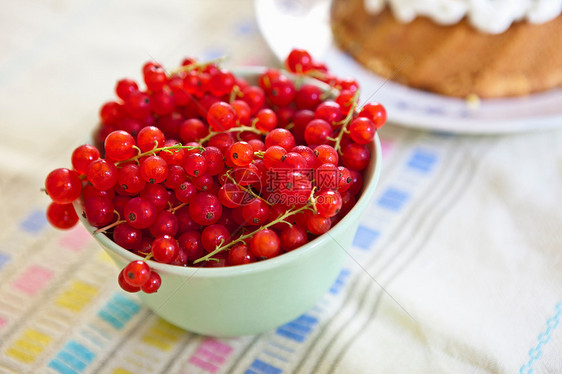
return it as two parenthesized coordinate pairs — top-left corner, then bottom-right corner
(331, 0), (562, 98)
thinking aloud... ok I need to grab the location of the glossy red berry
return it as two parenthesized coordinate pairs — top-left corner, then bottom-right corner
(226, 141), (254, 167)
(137, 126), (165, 153)
(118, 269), (140, 293)
(304, 119), (333, 145)
(46, 202), (79, 229)
(86, 159), (118, 191)
(143, 62), (167, 92)
(349, 117), (376, 145)
(125, 197), (157, 229)
(183, 152), (207, 177)
(118, 164), (146, 194)
(285, 48), (313, 73)
(250, 229), (281, 259)
(123, 260), (151, 287)
(140, 155), (168, 184)
(113, 222), (142, 249)
(341, 143), (370, 171)
(141, 271), (162, 293)
(315, 190), (343, 218)
(280, 225), (307, 251)
(207, 102), (237, 131)
(201, 224), (231, 252)
(178, 230), (206, 261)
(268, 78), (296, 107)
(227, 243), (256, 266)
(149, 210), (179, 237)
(104, 130), (137, 161)
(242, 199), (270, 226)
(265, 128), (295, 151)
(45, 168), (82, 204)
(124, 91), (151, 120)
(71, 144), (100, 175)
(140, 183), (169, 211)
(307, 213), (332, 235)
(116, 78), (139, 101)
(255, 108), (278, 132)
(295, 84), (323, 110)
(152, 235), (179, 263)
(189, 193), (223, 226)
(358, 102), (386, 129)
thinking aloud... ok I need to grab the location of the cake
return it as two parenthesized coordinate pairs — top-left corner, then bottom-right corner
(331, 0), (562, 98)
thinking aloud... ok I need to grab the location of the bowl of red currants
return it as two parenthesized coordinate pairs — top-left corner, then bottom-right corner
(44, 49), (385, 336)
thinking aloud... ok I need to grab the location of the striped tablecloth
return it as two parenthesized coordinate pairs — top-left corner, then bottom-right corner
(1, 1), (561, 373)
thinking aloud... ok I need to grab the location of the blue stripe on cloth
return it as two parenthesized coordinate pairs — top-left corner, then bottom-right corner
(65, 341), (95, 363)
(276, 314), (318, 342)
(0, 253), (10, 271)
(56, 350), (87, 372)
(276, 327), (305, 343)
(407, 149), (438, 173)
(377, 188), (409, 211)
(48, 358), (78, 374)
(352, 226), (380, 250)
(19, 209), (47, 233)
(329, 268), (351, 295)
(97, 294), (141, 329)
(520, 302), (562, 374)
(248, 359), (283, 374)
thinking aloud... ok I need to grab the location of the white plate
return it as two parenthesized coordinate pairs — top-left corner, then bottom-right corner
(255, 0), (562, 134)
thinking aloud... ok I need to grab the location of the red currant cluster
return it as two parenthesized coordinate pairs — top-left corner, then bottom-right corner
(44, 49), (386, 294)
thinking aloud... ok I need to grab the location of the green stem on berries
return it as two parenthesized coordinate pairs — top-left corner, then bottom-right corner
(198, 124), (265, 144)
(193, 201), (314, 264)
(332, 90), (360, 155)
(194, 188), (316, 263)
(168, 202), (187, 214)
(254, 151), (264, 158)
(168, 56), (228, 76)
(229, 85), (242, 103)
(224, 169), (272, 206)
(115, 144), (204, 166)
(94, 219), (126, 234)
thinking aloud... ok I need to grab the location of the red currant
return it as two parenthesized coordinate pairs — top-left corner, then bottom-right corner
(141, 271), (162, 293)
(71, 144), (100, 175)
(125, 197), (157, 229)
(123, 260), (151, 287)
(250, 229), (280, 259)
(207, 101), (237, 131)
(201, 224), (231, 252)
(45, 168), (82, 204)
(189, 193), (223, 226)
(46, 202), (79, 229)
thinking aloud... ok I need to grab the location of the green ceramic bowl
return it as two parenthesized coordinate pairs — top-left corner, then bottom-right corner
(77, 68), (383, 336)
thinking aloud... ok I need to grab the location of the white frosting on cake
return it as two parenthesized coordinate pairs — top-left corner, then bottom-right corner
(364, 0), (562, 33)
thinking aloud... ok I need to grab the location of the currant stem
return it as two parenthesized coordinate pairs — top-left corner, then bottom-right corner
(168, 202), (187, 214)
(168, 56), (228, 76)
(333, 90), (360, 155)
(115, 144), (204, 166)
(198, 124), (265, 144)
(229, 85), (242, 103)
(225, 170), (272, 206)
(193, 188), (316, 264)
(94, 219), (126, 234)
